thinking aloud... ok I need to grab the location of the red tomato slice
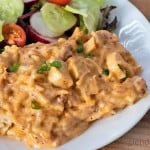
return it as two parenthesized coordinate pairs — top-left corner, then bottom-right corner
(48, 0), (71, 6)
(2, 23), (26, 47)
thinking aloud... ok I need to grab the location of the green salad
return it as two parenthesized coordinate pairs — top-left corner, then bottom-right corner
(0, 0), (117, 47)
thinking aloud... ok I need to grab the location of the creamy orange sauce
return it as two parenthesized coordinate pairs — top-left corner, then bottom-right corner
(0, 28), (147, 148)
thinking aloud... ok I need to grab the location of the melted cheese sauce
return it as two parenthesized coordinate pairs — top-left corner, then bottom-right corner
(0, 28), (147, 148)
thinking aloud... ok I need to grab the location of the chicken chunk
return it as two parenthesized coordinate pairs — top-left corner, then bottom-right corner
(84, 37), (96, 53)
(48, 61), (73, 89)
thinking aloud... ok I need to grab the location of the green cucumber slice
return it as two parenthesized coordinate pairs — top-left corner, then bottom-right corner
(41, 3), (77, 35)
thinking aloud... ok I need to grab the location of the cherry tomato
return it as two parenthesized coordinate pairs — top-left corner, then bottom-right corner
(2, 23), (26, 47)
(48, 0), (71, 6)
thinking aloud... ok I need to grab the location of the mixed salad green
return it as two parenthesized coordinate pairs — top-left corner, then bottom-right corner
(0, 0), (117, 47)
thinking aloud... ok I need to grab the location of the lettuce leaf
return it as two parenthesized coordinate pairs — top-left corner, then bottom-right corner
(65, 1), (88, 17)
(0, 0), (24, 23)
(65, 0), (104, 32)
(0, 20), (4, 42)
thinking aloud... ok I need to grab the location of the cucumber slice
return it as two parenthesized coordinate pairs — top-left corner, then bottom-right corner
(40, 3), (77, 35)
(30, 12), (62, 38)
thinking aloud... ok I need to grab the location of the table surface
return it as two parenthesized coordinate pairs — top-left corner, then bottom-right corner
(102, 1), (150, 150)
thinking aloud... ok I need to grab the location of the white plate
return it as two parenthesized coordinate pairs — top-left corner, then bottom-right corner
(1, 0), (150, 150)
